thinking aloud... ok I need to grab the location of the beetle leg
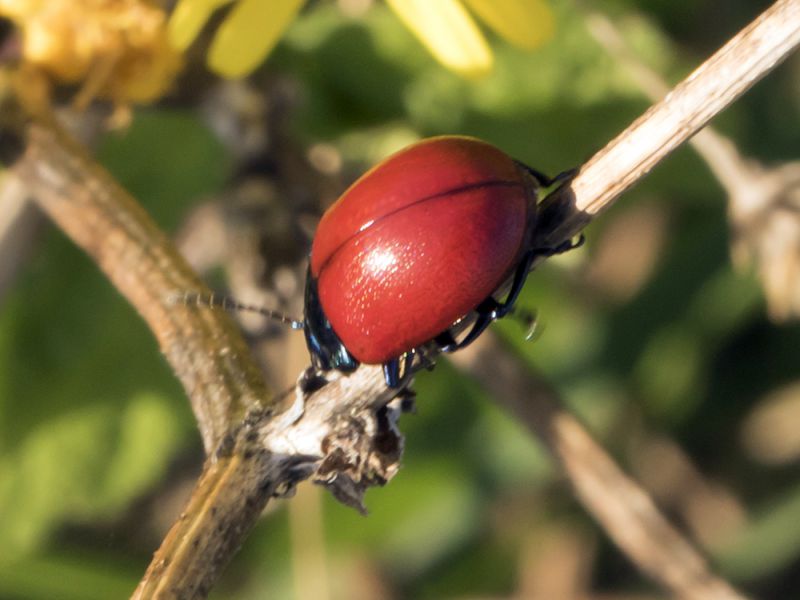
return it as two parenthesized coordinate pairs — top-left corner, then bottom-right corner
(436, 325), (482, 353)
(441, 235), (583, 355)
(434, 329), (457, 350)
(438, 304), (496, 353)
(435, 229), (583, 357)
(515, 161), (553, 187)
(448, 313), (494, 351)
(535, 233), (586, 258)
(440, 237), (583, 356)
(515, 163), (578, 189)
(416, 346), (437, 371)
(403, 351), (416, 377)
(383, 360), (401, 387)
(383, 351), (416, 388)
(548, 167), (579, 188)
(304, 267), (360, 374)
(436, 250), (536, 354)
(490, 251), (536, 319)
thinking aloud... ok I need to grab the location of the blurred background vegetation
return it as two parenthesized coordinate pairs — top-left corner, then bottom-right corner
(0, 0), (798, 598)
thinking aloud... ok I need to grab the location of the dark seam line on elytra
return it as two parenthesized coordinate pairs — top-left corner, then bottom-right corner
(315, 179), (525, 276)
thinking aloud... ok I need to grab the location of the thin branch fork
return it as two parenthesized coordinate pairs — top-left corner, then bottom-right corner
(0, 1), (797, 598)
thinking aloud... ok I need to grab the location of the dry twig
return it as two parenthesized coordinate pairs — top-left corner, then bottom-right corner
(584, 9), (800, 321)
(0, 87), (405, 599)
(0, 0), (797, 598)
(532, 0), (800, 250)
(449, 335), (746, 600)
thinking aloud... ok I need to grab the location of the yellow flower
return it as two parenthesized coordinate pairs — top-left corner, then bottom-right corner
(169, 0), (554, 79)
(169, 0), (305, 78)
(386, 0), (554, 77)
(0, 0), (182, 105)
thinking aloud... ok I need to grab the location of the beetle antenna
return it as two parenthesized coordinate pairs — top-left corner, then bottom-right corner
(168, 291), (304, 329)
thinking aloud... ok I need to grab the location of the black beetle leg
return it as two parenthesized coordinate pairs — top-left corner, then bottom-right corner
(516, 162), (554, 187)
(416, 347), (437, 371)
(536, 233), (586, 258)
(383, 359), (401, 388)
(515, 163), (578, 189)
(445, 311), (494, 352)
(490, 251), (535, 319)
(547, 167), (579, 188)
(414, 344), (438, 371)
(441, 235), (583, 356)
(434, 329), (457, 351)
(382, 351), (416, 388)
(434, 313), (489, 353)
(437, 250), (536, 354)
(304, 266), (360, 374)
(437, 297), (501, 354)
(403, 351), (415, 377)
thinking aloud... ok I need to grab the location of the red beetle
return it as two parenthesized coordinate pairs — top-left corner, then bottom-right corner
(304, 135), (575, 387)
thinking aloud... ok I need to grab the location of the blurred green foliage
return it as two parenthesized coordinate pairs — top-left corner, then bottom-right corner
(1, 1), (799, 598)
